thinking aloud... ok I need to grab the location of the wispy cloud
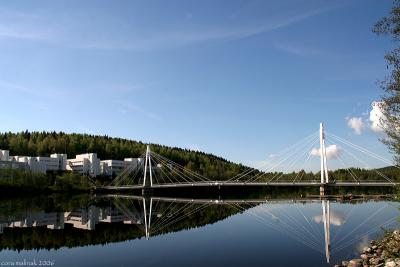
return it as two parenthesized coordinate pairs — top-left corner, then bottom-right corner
(0, 5), (337, 52)
(77, 7), (333, 51)
(273, 42), (324, 57)
(0, 24), (52, 41)
(117, 101), (160, 120)
(0, 81), (65, 98)
(95, 82), (157, 94)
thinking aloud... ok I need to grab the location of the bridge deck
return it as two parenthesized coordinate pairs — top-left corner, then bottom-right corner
(102, 194), (327, 204)
(100, 181), (399, 190)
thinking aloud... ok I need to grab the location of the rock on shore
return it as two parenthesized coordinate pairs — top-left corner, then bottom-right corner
(335, 230), (400, 267)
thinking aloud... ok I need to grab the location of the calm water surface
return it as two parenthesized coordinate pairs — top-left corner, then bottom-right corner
(0, 194), (398, 267)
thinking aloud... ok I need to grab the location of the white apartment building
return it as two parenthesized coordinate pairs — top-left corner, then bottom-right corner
(13, 156), (46, 173)
(0, 148), (147, 178)
(34, 154), (67, 172)
(45, 154), (67, 171)
(11, 154), (67, 173)
(101, 158), (143, 177)
(64, 206), (99, 230)
(0, 150), (28, 171)
(0, 150), (9, 161)
(67, 153), (100, 177)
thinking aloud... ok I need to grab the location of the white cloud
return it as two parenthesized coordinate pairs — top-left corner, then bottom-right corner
(313, 210), (346, 226)
(187, 144), (201, 152)
(355, 236), (371, 253)
(369, 101), (386, 133)
(346, 116), (364, 135)
(310, 144), (342, 160)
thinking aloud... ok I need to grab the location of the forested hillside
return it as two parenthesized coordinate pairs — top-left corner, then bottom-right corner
(0, 131), (248, 179)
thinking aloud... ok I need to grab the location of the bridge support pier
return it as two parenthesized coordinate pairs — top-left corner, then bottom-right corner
(320, 186), (325, 196)
(320, 184), (330, 196)
(142, 187), (153, 197)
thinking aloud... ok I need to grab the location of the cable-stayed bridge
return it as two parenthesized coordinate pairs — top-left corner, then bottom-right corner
(100, 123), (400, 192)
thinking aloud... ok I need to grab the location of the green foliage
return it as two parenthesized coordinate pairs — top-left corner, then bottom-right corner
(51, 172), (90, 192)
(0, 168), (90, 192)
(374, 1), (400, 165)
(0, 168), (50, 191)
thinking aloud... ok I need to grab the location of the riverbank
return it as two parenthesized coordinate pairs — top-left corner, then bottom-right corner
(335, 230), (400, 267)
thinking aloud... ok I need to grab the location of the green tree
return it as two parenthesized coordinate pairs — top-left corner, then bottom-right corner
(374, 0), (400, 165)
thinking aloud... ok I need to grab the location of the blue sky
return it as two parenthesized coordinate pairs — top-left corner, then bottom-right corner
(0, 0), (395, 171)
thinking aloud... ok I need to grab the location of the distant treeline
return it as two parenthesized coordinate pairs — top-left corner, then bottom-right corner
(265, 166), (400, 182)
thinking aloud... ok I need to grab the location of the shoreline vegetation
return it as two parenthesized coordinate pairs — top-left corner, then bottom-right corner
(0, 131), (399, 192)
(0, 170), (91, 192)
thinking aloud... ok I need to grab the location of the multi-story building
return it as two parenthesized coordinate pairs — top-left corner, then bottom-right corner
(0, 150), (29, 171)
(100, 158), (143, 177)
(0, 150), (9, 161)
(67, 153), (100, 177)
(13, 156), (46, 173)
(11, 154), (67, 173)
(0, 148), (147, 178)
(38, 154), (68, 171)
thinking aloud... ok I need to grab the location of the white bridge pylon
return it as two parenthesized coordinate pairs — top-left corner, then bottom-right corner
(143, 145), (153, 187)
(320, 123), (329, 185)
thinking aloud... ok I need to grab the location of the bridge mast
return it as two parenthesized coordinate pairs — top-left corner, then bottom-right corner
(143, 145), (153, 187)
(319, 123), (329, 184)
(143, 197), (153, 240)
(322, 200), (331, 263)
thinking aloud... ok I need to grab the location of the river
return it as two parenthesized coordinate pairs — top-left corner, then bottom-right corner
(0, 193), (398, 267)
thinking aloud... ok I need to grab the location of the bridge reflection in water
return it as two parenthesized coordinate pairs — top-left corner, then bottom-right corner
(0, 196), (398, 264)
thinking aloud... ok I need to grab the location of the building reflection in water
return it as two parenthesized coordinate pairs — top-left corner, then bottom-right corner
(0, 204), (145, 233)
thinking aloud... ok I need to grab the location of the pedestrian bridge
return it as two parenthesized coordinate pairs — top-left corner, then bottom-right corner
(100, 123), (400, 191)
